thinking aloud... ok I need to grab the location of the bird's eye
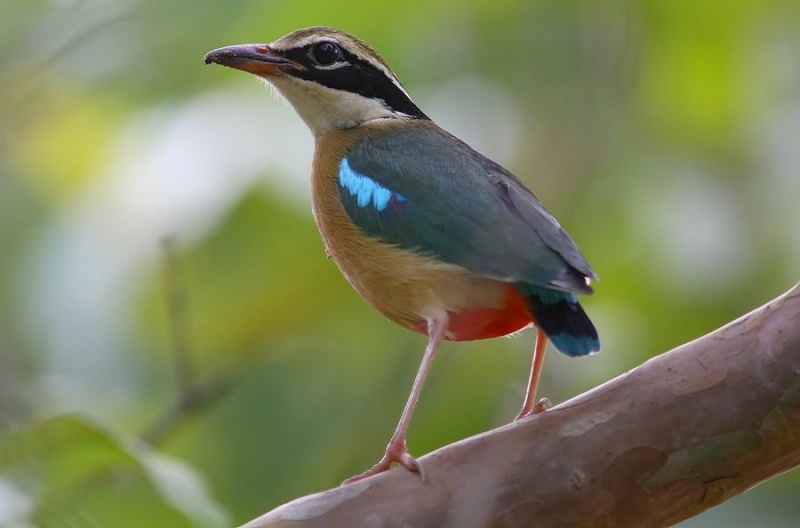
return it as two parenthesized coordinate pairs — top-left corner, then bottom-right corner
(309, 41), (341, 66)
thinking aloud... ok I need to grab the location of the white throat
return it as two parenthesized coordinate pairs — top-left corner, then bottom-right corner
(264, 75), (409, 134)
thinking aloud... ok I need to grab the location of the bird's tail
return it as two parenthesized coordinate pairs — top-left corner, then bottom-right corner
(520, 285), (600, 357)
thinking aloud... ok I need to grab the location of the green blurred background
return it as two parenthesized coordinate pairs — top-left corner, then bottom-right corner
(1, 0), (798, 526)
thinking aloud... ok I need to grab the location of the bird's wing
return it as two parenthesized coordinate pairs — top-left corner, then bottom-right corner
(339, 124), (596, 294)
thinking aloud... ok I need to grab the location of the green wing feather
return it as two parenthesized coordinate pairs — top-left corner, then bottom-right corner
(339, 123), (596, 294)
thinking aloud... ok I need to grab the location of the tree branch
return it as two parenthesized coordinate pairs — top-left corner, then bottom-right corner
(243, 283), (800, 528)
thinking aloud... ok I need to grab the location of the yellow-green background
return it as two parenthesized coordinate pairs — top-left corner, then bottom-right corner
(1, 0), (798, 526)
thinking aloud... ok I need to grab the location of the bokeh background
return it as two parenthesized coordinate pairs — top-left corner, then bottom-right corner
(1, 0), (799, 526)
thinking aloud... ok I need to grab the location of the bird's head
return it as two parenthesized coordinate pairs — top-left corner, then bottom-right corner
(205, 27), (429, 134)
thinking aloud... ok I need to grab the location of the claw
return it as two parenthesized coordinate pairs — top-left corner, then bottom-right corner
(515, 397), (552, 421)
(342, 441), (424, 485)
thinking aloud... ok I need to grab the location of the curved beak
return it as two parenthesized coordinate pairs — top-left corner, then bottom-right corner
(204, 44), (295, 76)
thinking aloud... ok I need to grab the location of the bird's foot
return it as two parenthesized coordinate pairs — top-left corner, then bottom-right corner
(514, 397), (552, 421)
(342, 438), (424, 485)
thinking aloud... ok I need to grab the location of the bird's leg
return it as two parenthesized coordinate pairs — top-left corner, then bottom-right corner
(343, 312), (449, 485)
(515, 328), (550, 420)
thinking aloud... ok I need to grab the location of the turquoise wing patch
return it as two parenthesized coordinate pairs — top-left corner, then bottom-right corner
(339, 158), (406, 212)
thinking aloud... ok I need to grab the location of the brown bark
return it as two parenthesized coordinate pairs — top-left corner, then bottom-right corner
(242, 284), (800, 528)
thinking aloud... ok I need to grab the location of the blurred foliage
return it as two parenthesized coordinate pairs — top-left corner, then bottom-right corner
(0, 414), (227, 527)
(1, 0), (799, 525)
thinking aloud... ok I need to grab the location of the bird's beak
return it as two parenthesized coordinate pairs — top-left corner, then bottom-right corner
(204, 44), (296, 76)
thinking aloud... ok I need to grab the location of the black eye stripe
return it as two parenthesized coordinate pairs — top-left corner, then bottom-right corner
(282, 43), (429, 120)
(284, 43), (356, 68)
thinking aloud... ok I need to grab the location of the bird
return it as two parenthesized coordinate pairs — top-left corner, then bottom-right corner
(204, 26), (600, 484)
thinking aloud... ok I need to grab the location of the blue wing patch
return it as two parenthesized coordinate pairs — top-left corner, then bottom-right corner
(339, 158), (405, 211)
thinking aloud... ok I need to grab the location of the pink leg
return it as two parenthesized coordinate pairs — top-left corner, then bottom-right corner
(343, 313), (449, 485)
(515, 328), (550, 420)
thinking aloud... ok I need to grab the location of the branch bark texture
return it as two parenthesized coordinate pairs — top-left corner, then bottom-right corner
(243, 284), (800, 528)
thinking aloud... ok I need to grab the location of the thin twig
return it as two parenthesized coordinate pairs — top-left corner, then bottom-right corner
(141, 377), (235, 446)
(160, 237), (194, 398)
(141, 237), (236, 446)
